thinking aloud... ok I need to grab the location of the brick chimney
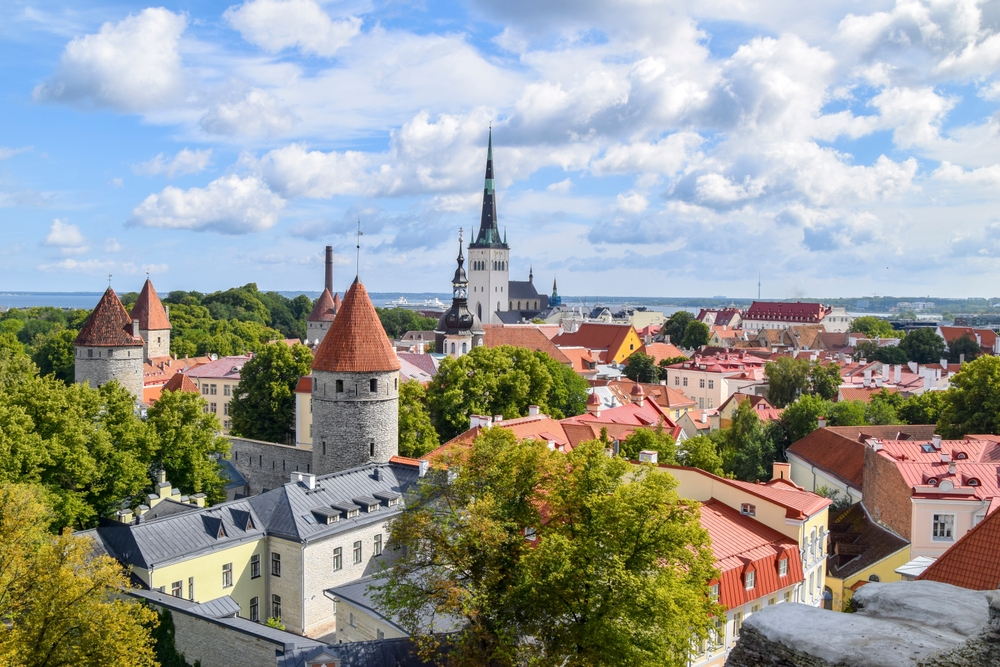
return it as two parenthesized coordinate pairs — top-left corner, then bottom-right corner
(772, 462), (791, 481)
(325, 245), (334, 293)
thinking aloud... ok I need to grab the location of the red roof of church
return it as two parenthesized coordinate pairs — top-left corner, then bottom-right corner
(75, 288), (144, 347)
(312, 279), (400, 373)
(130, 279), (171, 331)
(162, 372), (199, 394)
(308, 288), (339, 322)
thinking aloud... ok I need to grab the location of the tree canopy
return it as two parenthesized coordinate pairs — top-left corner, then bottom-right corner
(947, 333), (981, 364)
(899, 327), (947, 364)
(716, 399), (779, 482)
(229, 342), (313, 444)
(765, 356), (811, 407)
(937, 355), (1000, 438)
(398, 380), (440, 458)
(662, 311), (693, 345)
(426, 345), (588, 441)
(376, 307), (438, 339)
(619, 424), (676, 462)
(850, 316), (897, 339)
(681, 320), (710, 349)
(624, 351), (659, 383)
(809, 362), (841, 401)
(374, 429), (720, 667)
(676, 434), (724, 475)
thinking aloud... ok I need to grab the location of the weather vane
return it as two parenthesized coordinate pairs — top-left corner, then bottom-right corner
(355, 219), (363, 279)
(108, 273), (112, 288)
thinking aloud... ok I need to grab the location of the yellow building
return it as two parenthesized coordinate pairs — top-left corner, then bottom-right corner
(824, 503), (910, 612)
(551, 323), (644, 365)
(186, 355), (252, 433)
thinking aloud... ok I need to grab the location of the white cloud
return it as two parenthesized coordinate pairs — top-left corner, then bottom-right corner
(43, 219), (88, 254)
(933, 161), (1000, 188)
(129, 175), (286, 234)
(225, 0), (362, 57)
(0, 146), (32, 160)
(547, 178), (572, 194)
(871, 86), (956, 148)
(592, 133), (703, 175)
(200, 88), (298, 137)
(135, 148), (213, 179)
(615, 192), (648, 213)
(33, 8), (187, 112)
(695, 173), (768, 205)
(256, 143), (370, 197)
(104, 238), (122, 252)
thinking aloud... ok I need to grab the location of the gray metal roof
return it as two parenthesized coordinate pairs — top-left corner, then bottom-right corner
(328, 575), (460, 636)
(96, 462), (422, 568)
(279, 639), (435, 667)
(189, 595), (242, 618)
(508, 280), (541, 301)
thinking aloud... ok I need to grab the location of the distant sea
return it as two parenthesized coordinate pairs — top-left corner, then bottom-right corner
(0, 291), (699, 316)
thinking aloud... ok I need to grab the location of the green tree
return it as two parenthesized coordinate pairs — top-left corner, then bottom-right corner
(947, 333), (981, 364)
(539, 354), (589, 419)
(779, 394), (834, 445)
(827, 400), (866, 427)
(937, 356), (1000, 438)
(657, 357), (688, 381)
(899, 327), (946, 364)
(618, 424), (676, 463)
(147, 390), (230, 505)
(0, 484), (160, 667)
(850, 316), (897, 339)
(397, 380), (439, 458)
(865, 390), (901, 425)
(229, 343), (313, 444)
(375, 308), (438, 339)
(374, 431), (720, 667)
(30, 328), (77, 384)
(624, 351), (659, 383)
(718, 400), (779, 482)
(676, 435), (724, 475)
(765, 356), (811, 407)
(898, 391), (943, 425)
(681, 320), (710, 349)
(809, 362), (841, 401)
(663, 311), (693, 345)
(427, 346), (573, 441)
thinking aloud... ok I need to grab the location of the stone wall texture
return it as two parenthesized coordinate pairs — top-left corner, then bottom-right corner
(140, 327), (171, 359)
(311, 370), (398, 476)
(157, 606), (283, 667)
(307, 320), (331, 345)
(863, 445), (913, 540)
(725, 581), (1000, 667)
(74, 345), (144, 400)
(229, 437), (313, 495)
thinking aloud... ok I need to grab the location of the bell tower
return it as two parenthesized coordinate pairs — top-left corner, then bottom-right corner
(467, 129), (509, 325)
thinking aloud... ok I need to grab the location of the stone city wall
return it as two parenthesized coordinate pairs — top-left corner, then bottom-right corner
(74, 347), (144, 400)
(229, 436), (313, 495)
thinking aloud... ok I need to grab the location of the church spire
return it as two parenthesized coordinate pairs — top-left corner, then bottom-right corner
(471, 128), (506, 249)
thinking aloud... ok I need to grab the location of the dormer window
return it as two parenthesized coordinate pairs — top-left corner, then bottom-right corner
(745, 570), (755, 590)
(778, 558), (788, 576)
(955, 452), (968, 460)
(968, 478), (980, 486)
(741, 503), (756, 516)
(927, 478), (937, 486)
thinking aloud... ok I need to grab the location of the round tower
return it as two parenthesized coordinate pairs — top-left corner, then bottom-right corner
(311, 277), (399, 475)
(436, 229), (485, 358)
(74, 287), (145, 400)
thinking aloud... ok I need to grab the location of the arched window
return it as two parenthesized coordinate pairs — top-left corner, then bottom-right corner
(450, 342), (456, 354)
(868, 574), (880, 582)
(477, 303), (482, 319)
(517, 301), (521, 309)
(497, 302), (501, 312)
(461, 342), (467, 353)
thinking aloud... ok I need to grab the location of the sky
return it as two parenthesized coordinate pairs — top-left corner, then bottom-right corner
(2, 0), (1000, 299)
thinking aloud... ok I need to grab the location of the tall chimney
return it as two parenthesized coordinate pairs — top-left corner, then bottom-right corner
(325, 245), (334, 294)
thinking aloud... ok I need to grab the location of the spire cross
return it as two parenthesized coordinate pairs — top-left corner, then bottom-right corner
(108, 273), (112, 288)
(356, 219), (363, 279)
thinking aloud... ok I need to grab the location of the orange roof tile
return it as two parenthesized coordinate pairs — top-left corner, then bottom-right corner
(130, 279), (171, 331)
(162, 372), (199, 394)
(483, 325), (572, 364)
(559, 346), (598, 374)
(308, 288), (339, 322)
(838, 386), (900, 403)
(312, 279), (400, 373)
(551, 323), (636, 362)
(918, 506), (1000, 589)
(74, 288), (144, 347)
(294, 375), (312, 393)
(640, 342), (686, 364)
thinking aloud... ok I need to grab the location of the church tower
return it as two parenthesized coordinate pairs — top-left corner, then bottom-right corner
(130, 278), (171, 360)
(467, 130), (509, 325)
(74, 288), (145, 400)
(311, 278), (400, 475)
(435, 230), (484, 357)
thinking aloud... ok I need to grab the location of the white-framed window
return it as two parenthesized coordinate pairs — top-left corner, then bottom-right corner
(784, 590), (792, 603)
(353, 540), (362, 564)
(745, 571), (755, 590)
(333, 547), (343, 571)
(709, 583), (719, 601)
(224, 384), (231, 396)
(683, 377), (688, 386)
(202, 385), (209, 395)
(250, 554), (260, 578)
(699, 379), (705, 388)
(778, 558), (788, 576)
(374, 534), (382, 556)
(524, 527), (537, 541)
(932, 514), (954, 540)
(733, 611), (743, 638)
(171, 580), (182, 598)
(674, 376), (680, 385)
(740, 503), (756, 516)
(708, 380), (714, 389)
(222, 563), (233, 588)
(210, 384), (217, 395)
(699, 398), (705, 408)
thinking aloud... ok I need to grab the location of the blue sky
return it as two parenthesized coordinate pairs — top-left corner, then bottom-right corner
(2, 0), (1000, 298)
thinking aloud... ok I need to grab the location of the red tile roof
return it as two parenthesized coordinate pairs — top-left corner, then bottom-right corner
(74, 288), (145, 347)
(744, 301), (831, 323)
(483, 324), (572, 365)
(838, 386), (900, 403)
(560, 346), (598, 374)
(918, 504), (1000, 590)
(722, 477), (832, 520)
(700, 499), (804, 610)
(294, 375), (312, 394)
(162, 372), (199, 394)
(130, 279), (172, 331)
(397, 353), (439, 377)
(610, 379), (695, 409)
(312, 279), (400, 373)
(639, 341), (686, 363)
(551, 323), (636, 363)
(719, 393), (783, 422)
(938, 326), (997, 350)
(876, 437), (1000, 501)
(308, 288), (339, 322)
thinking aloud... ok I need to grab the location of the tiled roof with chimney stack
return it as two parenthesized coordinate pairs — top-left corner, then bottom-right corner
(308, 288), (339, 322)
(74, 288), (145, 347)
(130, 279), (171, 330)
(312, 279), (400, 373)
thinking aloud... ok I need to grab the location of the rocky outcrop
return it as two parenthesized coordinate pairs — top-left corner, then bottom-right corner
(725, 581), (1000, 667)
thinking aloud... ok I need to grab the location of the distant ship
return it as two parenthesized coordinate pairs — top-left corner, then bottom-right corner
(384, 296), (447, 310)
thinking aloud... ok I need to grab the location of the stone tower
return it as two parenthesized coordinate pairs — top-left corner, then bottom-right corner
(311, 278), (400, 475)
(306, 246), (340, 345)
(74, 288), (145, 400)
(436, 230), (484, 358)
(130, 278), (171, 360)
(467, 129), (509, 325)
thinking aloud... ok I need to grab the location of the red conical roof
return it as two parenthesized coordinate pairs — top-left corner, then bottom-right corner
(130, 279), (171, 330)
(75, 288), (144, 347)
(307, 288), (338, 322)
(312, 279), (400, 373)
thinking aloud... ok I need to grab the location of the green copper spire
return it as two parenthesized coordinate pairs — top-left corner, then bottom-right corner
(471, 127), (506, 249)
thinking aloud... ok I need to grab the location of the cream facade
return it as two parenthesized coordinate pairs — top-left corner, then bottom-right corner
(909, 497), (990, 558)
(786, 451), (862, 506)
(665, 367), (757, 412)
(820, 307), (853, 333)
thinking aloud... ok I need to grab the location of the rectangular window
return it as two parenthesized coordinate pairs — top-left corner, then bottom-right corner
(272, 594), (281, 620)
(222, 563), (233, 588)
(333, 547), (343, 571)
(250, 596), (259, 622)
(223, 403), (229, 416)
(271, 552), (281, 576)
(745, 571), (755, 590)
(202, 385), (209, 395)
(224, 420), (231, 429)
(709, 583), (719, 601)
(708, 380), (714, 389)
(699, 397), (704, 409)
(733, 612), (743, 638)
(370, 378), (377, 393)
(250, 554), (260, 579)
(210, 384), (217, 395)
(349, 612), (356, 627)
(710, 618), (724, 649)
(336, 379), (344, 393)
(353, 540), (362, 564)
(784, 590), (792, 603)
(374, 533), (382, 556)
(808, 572), (814, 599)
(682, 377), (688, 386)
(932, 514), (954, 540)
(171, 580), (182, 598)
(210, 402), (217, 413)
(741, 503), (756, 516)
(779, 558), (788, 576)
(674, 376), (679, 385)
(707, 398), (713, 408)
(188, 576), (194, 601)
(769, 597), (776, 606)
(224, 384), (231, 396)
(751, 604), (760, 614)
(699, 379), (705, 388)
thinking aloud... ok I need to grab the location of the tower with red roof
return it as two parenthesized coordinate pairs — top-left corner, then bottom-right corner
(311, 277), (401, 474)
(130, 278), (172, 360)
(307, 245), (341, 346)
(74, 287), (145, 400)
